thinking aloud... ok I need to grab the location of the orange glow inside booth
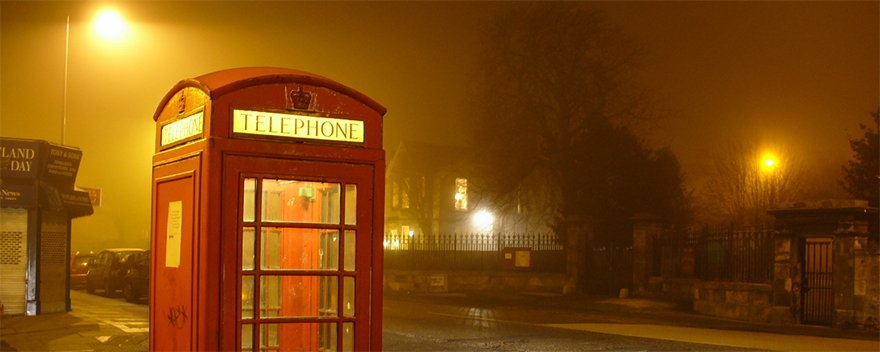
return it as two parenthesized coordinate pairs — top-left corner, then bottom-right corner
(150, 67), (385, 351)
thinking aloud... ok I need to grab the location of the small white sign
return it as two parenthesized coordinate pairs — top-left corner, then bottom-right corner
(515, 250), (530, 268)
(165, 201), (183, 268)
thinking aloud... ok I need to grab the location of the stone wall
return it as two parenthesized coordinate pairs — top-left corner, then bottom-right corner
(850, 237), (879, 329)
(644, 277), (697, 302)
(693, 281), (774, 322)
(385, 270), (566, 294)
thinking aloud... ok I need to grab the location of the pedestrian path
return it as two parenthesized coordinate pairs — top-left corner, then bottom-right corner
(543, 323), (880, 351)
(0, 290), (148, 352)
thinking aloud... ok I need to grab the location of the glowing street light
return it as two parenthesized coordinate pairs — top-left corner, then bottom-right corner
(94, 10), (128, 40)
(760, 152), (779, 207)
(474, 210), (494, 228)
(760, 153), (778, 172)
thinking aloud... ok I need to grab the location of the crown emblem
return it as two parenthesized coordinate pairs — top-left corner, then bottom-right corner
(289, 87), (312, 110)
(177, 92), (186, 114)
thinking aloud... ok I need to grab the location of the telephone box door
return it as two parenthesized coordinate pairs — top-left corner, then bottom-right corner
(223, 155), (378, 351)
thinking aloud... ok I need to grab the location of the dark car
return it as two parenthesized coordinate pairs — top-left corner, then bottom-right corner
(86, 248), (145, 297)
(122, 250), (150, 303)
(70, 252), (96, 288)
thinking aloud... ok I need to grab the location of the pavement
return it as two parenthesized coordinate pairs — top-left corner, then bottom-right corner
(1, 290), (148, 352)
(1, 289), (877, 351)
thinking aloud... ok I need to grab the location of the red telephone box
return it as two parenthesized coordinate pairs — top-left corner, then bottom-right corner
(150, 67), (385, 351)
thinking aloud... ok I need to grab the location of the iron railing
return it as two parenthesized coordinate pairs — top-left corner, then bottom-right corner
(383, 232), (565, 272)
(655, 226), (774, 284)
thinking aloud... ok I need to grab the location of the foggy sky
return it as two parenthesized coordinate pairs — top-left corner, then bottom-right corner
(1, 1), (877, 253)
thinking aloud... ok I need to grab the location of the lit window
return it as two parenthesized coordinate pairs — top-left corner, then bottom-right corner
(392, 182), (399, 208)
(401, 179), (410, 209)
(454, 178), (467, 211)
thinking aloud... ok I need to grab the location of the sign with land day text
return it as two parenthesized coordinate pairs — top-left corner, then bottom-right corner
(1, 138), (82, 185)
(233, 109), (364, 143)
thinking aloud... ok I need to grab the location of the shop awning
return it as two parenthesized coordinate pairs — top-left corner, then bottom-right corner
(0, 182), (93, 218)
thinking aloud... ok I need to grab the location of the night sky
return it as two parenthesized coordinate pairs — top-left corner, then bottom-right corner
(2, 1), (877, 252)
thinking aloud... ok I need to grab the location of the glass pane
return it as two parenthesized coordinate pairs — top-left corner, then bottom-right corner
(321, 322), (339, 352)
(243, 178), (256, 222)
(344, 231), (355, 271)
(242, 275), (254, 319)
(263, 323), (279, 348)
(343, 276), (354, 317)
(342, 322), (354, 352)
(260, 276), (338, 318)
(243, 228), (255, 270)
(261, 228), (338, 270)
(344, 184), (357, 225)
(241, 323), (253, 352)
(260, 323), (337, 352)
(261, 179), (340, 224)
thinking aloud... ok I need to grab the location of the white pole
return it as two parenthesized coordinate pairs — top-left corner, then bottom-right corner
(62, 15), (70, 145)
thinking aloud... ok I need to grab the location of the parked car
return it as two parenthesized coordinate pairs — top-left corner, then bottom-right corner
(70, 252), (96, 288)
(122, 250), (150, 303)
(86, 248), (145, 297)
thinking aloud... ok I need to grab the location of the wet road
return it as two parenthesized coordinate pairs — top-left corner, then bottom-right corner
(383, 292), (879, 352)
(383, 294), (758, 351)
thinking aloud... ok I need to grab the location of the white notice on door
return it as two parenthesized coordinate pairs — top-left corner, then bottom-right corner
(165, 201), (183, 267)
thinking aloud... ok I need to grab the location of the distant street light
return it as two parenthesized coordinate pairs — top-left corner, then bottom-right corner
(760, 152), (778, 208)
(760, 153), (778, 172)
(474, 210), (494, 228)
(62, 9), (128, 145)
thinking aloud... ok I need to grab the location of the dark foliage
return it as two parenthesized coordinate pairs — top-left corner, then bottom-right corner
(840, 108), (879, 207)
(468, 3), (691, 243)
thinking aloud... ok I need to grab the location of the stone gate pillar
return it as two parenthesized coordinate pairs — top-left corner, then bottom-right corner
(631, 214), (664, 297)
(768, 200), (879, 328)
(563, 216), (592, 295)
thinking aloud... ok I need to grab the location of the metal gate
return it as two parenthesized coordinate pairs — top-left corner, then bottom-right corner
(589, 243), (633, 295)
(802, 238), (833, 325)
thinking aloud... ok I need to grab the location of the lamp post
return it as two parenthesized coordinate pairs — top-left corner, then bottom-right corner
(62, 16), (70, 145)
(761, 155), (778, 210)
(62, 9), (127, 145)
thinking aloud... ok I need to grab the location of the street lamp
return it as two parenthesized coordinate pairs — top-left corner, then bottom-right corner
(94, 10), (128, 40)
(474, 210), (494, 228)
(760, 152), (778, 171)
(760, 153), (778, 210)
(62, 9), (128, 145)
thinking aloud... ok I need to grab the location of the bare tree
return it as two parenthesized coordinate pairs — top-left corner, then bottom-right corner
(699, 139), (807, 227)
(469, 3), (669, 235)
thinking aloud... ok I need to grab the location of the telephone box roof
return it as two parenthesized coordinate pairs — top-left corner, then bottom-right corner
(152, 67), (386, 121)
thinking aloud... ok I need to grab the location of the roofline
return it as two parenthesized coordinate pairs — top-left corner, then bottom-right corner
(152, 67), (386, 121)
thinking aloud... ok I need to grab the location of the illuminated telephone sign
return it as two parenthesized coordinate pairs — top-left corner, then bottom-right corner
(160, 111), (204, 147)
(232, 109), (364, 144)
